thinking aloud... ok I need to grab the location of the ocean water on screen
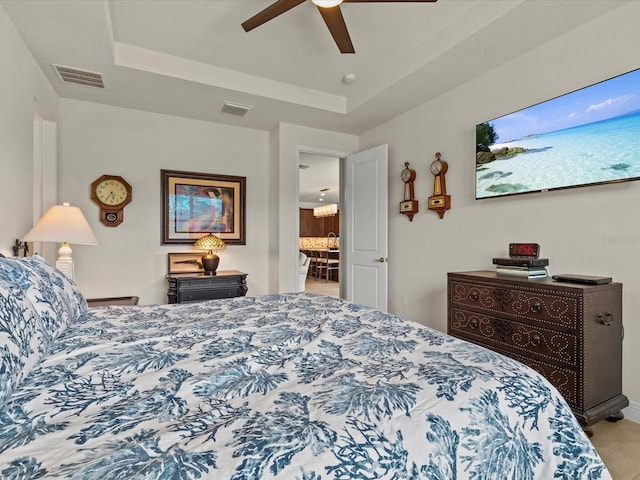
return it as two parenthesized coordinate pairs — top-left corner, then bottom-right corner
(476, 110), (640, 198)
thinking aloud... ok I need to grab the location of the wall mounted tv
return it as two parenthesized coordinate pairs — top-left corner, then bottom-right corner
(476, 67), (640, 199)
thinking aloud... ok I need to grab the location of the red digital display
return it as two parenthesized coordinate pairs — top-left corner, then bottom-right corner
(509, 243), (540, 258)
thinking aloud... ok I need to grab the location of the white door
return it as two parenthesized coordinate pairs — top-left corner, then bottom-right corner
(343, 144), (388, 311)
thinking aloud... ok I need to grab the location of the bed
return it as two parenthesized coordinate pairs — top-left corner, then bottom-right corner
(0, 254), (611, 479)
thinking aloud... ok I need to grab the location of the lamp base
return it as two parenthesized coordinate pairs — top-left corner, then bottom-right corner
(201, 253), (220, 276)
(56, 242), (74, 280)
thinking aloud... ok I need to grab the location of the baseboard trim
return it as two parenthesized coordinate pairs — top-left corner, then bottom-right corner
(623, 400), (640, 424)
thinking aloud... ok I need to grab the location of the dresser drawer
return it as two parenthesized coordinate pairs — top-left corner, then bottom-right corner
(177, 287), (240, 303)
(449, 278), (578, 331)
(449, 307), (577, 368)
(177, 277), (239, 289)
(494, 347), (579, 408)
(167, 271), (248, 304)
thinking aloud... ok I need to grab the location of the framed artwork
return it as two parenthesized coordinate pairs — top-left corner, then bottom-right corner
(161, 169), (246, 245)
(167, 252), (205, 274)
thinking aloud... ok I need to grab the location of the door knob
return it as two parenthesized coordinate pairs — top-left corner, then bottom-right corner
(376, 257), (387, 263)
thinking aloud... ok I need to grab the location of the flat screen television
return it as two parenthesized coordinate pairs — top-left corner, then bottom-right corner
(475, 67), (640, 199)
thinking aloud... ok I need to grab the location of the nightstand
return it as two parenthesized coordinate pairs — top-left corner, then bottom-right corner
(87, 296), (140, 307)
(166, 270), (248, 304)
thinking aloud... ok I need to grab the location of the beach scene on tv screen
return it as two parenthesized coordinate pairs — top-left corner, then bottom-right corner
(476, 68), (640, 199)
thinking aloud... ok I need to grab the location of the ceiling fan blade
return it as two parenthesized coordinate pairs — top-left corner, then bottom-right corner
(317, 5), (355, 54)
(242, 0), (306, 32)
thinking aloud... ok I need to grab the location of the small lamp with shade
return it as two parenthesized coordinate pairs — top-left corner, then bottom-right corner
(193, 233), (226, 276)
(22, 202), (98, 280)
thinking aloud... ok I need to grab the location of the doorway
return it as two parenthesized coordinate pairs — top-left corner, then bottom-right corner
(298, 152), (341, 298)
(295, 144), (388, 310)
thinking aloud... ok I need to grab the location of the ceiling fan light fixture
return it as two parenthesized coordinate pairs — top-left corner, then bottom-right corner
(312, 0), (343, 8)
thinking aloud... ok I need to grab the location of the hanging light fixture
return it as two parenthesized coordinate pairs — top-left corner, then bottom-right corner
(313, 204), (338, 217)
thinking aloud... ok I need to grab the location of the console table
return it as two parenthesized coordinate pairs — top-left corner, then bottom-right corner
(167, 270), (248, 304)
(447, 271), (628, 428)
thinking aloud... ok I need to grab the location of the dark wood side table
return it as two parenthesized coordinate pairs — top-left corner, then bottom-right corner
(167, 270), (248, 304)
(87, 296), (140, 307)
(447, 270), (628, 429)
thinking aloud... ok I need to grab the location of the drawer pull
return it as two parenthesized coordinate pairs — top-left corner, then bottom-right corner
(530, 334), (541, 347)
(469, 291), (479, 301)
(469, 318), (479, 329)
(597, 312), (613, 326)
(530, 302), (542, 314)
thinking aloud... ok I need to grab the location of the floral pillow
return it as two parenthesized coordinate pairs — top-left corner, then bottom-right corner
(0, 254), (87, 343)
(0, 280), (46, 407)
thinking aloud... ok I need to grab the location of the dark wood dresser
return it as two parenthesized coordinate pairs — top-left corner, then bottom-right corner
(167, 270), (248, 304)
(447, 271), (628, 427)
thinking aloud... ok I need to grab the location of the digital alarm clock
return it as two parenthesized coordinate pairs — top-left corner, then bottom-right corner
(508, 243), (540, 258)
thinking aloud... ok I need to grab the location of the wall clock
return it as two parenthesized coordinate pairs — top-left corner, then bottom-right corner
(90, 174), (132, 227)
(428, 152), (451, 219)
(400, 162), (419, 221)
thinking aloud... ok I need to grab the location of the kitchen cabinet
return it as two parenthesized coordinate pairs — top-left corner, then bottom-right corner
(299, 208), (339, 237)
(299, 208), (315, 236)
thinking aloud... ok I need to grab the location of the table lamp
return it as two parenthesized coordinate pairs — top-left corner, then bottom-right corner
(23, 202), (98, 280)
(193, 233), (226, 275)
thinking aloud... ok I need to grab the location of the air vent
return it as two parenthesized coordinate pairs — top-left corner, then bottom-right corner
(52, 64), (105, 88)
(220, 101), (253, 116)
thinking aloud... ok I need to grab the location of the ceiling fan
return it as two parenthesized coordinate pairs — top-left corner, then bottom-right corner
(242, 0), (438, 54)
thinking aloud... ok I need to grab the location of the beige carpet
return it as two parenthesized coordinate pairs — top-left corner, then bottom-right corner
(591, 419), (640, 479)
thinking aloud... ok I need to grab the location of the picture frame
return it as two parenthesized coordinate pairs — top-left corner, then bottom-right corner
(167, 252), (205, 274)
(161, 169), (246, 245)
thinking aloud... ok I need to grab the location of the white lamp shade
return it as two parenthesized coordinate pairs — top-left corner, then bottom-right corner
(23, 203), (98, 245)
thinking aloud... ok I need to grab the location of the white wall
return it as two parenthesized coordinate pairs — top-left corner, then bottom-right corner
(57, 105), (358, 302)
(360, 2), (640, 413)
(0, 5), (58, 256)
(57, 99), (270, 304)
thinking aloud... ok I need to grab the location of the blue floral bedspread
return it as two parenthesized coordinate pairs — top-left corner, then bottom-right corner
(0, 293), (610, 479)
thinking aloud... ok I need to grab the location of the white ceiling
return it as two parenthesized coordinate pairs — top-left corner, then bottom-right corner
(299, 153), (340, 205)
(1, 0), (627, 204)
(2, 0), (626, 136)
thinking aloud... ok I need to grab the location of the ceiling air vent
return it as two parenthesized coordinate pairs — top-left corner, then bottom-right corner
(220, 101), (252, 116)
(52, 64), (105, 88)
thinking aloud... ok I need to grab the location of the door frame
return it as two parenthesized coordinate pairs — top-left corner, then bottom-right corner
(296, 144), (389, 308)
(296, 146), (348, 296)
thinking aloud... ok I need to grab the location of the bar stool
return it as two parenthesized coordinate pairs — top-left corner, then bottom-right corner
(304, 250), (318, 278)
(316, 250), (339, 282)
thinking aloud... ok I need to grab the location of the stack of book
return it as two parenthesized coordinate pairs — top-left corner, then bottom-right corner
(493, 257), (549, 278)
